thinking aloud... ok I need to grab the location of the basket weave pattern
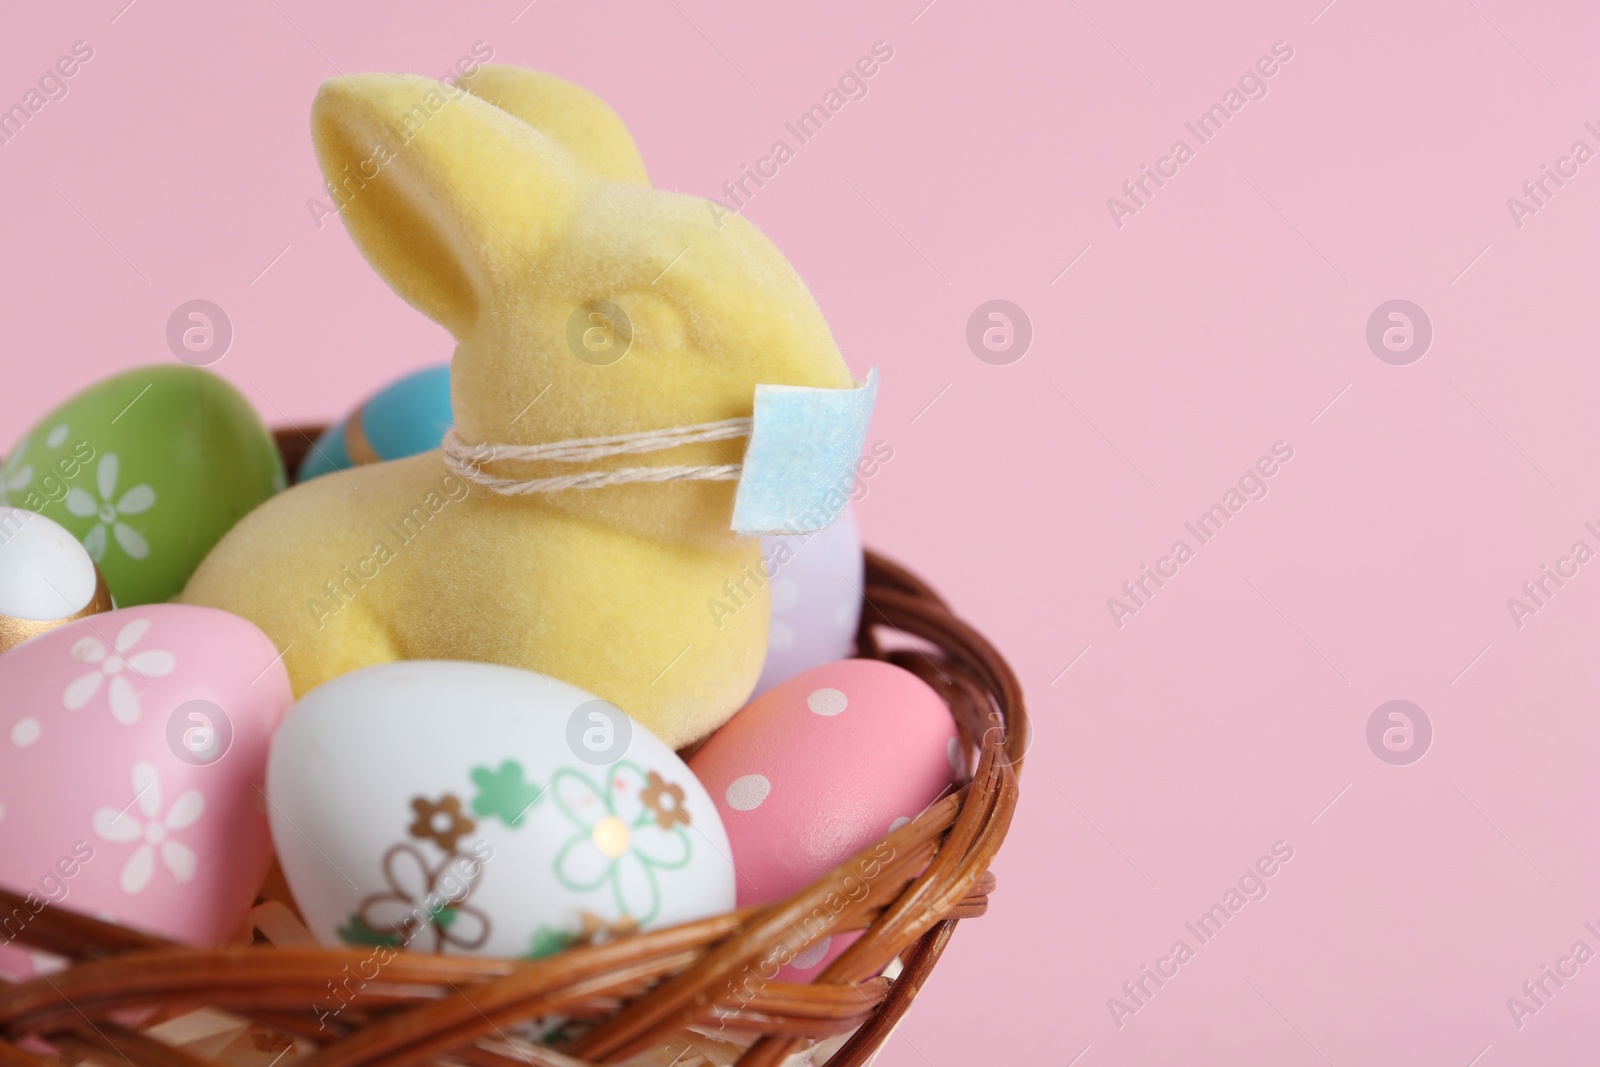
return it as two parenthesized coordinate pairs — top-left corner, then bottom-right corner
(0, 431), (1025, 1067)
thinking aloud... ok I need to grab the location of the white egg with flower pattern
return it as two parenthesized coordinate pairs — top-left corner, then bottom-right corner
(267, 660), (734, 958)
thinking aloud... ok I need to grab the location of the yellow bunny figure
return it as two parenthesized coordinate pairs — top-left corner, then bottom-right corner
(181, 68), (856, 747)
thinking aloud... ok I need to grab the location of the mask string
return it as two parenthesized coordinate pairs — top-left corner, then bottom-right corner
(441, 418), (751, 496)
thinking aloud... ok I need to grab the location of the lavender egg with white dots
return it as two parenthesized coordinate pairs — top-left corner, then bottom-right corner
(754, 507), (864, 698)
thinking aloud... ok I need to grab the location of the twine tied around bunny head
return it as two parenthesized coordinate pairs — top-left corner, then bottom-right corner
(441, 418), (752, 495)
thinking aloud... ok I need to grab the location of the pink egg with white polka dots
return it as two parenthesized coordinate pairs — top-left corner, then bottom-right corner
(690, 658), (959, 980)
(0, 604), (290, 980)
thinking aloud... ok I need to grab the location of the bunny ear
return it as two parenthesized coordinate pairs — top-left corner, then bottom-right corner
(457, 65), (650, 186)
(311, 73), (584, 338)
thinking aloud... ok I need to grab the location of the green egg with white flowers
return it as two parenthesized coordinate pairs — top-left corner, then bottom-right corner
(0, 366), (285, 606)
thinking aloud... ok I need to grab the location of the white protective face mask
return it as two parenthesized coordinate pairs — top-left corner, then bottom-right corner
(442, 368), (878, 537)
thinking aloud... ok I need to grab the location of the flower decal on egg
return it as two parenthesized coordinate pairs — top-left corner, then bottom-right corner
(352, 844), (491, 952)
(551, 762), (692, 926)
(525, 911), (640, 959)
(469, 760), (545, 827)
(408, 794), (476, 852)
(62, 617), (176, 724)
(65, 453), (155, 562)
(91, 761), (204, 895)
(641, 770), (691, 830)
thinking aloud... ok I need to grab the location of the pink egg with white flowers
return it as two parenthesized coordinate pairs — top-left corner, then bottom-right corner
(0, 604), (291, 980)
(690, 658), (959, 980)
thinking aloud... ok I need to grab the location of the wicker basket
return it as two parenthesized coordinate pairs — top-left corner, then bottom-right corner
(0, 429), (1026, 1067)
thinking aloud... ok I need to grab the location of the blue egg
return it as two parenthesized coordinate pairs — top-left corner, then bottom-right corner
(299, 365), (453, 482)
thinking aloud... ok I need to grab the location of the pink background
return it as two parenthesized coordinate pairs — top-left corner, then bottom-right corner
(3, 1), (1597, 1063)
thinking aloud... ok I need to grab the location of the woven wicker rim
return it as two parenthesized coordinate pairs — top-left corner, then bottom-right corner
(0, 428), (1026, 1067)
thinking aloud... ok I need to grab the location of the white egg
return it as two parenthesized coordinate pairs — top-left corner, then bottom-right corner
(754, 505), (864, 697)
(0, 506), (110, 653)
(268, 660), (735, 958)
